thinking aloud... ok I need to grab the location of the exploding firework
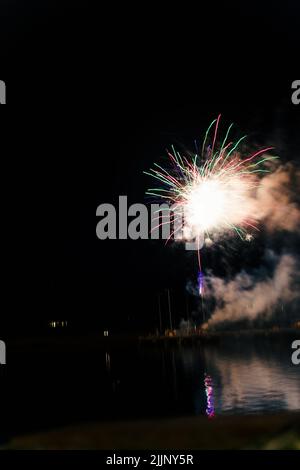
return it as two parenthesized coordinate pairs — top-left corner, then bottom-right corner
(145, 115), (278, 296)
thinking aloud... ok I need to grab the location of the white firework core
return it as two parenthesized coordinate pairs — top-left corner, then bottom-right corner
(183, 173), (253, 237)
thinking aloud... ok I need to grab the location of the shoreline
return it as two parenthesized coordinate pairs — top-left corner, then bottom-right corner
(4, 327), (299, 353)
(4, 412), (300, 450)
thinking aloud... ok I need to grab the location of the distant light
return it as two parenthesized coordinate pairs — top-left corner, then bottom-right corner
(104, 330), (109, 337)
(49, 320), (68, 328)
(105, 352), (111, 371)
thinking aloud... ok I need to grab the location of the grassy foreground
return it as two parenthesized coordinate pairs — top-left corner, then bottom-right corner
(4, 413), (300, 450)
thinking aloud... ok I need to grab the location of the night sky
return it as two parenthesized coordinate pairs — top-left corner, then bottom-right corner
(1, 1), (299, 333)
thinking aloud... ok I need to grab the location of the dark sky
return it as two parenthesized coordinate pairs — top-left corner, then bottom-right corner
(1, 1), (299, 332)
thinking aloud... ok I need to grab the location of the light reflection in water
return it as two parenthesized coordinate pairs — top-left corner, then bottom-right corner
(203, 347), (300, 414)
(204, 374), (215, 418)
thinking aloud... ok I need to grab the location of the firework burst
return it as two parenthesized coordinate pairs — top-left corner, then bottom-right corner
(145, 115), (278, 296)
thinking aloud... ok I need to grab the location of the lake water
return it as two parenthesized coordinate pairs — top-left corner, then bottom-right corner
(3, 334), (300, 439)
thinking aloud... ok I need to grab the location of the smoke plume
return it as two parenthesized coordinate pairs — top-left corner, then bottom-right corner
(255, 163), (300, 233)
(205, 252), (299, 326)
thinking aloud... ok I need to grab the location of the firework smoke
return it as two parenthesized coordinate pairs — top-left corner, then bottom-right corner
(255, 163), (300, 233)
(204, 252), (299, 327)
